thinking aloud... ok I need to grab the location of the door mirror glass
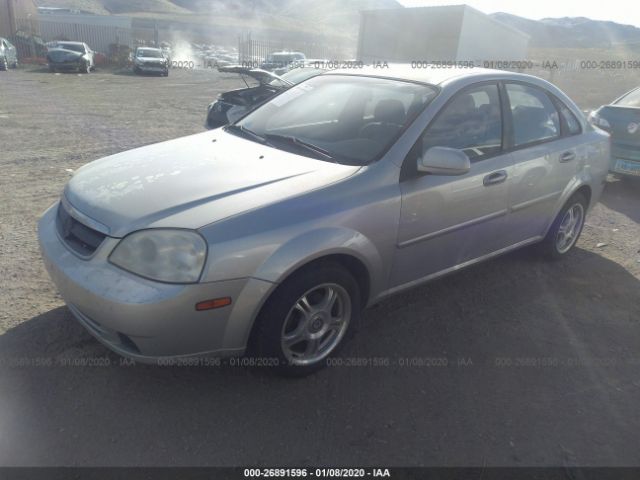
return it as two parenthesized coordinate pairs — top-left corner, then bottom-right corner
(417, 146), (471, 176)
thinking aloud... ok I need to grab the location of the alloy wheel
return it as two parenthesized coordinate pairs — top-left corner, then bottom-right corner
(555, 203), (585, 254)
(280, 283), (351, 366)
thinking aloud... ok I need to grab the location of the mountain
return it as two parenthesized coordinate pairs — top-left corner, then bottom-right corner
(36, 0), (402, 33)
(491, 12), (640, 48)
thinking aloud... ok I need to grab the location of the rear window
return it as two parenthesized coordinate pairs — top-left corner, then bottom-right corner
(615, 88), (640, 108)
(137, 49), (163, 58)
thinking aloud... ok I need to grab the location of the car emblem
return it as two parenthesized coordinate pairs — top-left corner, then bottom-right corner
(628, 122), (639, 134)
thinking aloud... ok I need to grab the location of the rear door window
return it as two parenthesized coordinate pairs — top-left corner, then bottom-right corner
(506, 83), (560, 147)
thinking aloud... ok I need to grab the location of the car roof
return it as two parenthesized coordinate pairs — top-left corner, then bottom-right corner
(323, 64), (538, 86)
(137, 47), (162, 51)
(58, 41), (84, 45)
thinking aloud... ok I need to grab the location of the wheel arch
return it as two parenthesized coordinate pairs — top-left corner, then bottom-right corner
(252, 227), (384, 307)
(228, 228), (384, 351)
(543, 176), (593, 238)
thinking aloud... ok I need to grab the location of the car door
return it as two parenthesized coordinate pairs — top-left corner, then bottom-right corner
(390, 82), (515, 288)
(502, 82), (583, 245)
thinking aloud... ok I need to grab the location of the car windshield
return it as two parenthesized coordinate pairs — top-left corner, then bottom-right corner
(137, 49), (163, 58)
(268, 53), (302, 63)
(615, 87), (640, 107)
(58, 43), (85, 53)
(235, 75), (438, 165)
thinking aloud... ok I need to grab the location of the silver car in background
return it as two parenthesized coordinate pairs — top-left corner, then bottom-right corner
(132, 47), (170, 76)
(38, 66), (610, 376)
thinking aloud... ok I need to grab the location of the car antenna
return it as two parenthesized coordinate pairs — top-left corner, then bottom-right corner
(240, 73), (250, 89)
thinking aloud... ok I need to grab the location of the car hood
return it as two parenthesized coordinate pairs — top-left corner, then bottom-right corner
(64, 130), (361, 237)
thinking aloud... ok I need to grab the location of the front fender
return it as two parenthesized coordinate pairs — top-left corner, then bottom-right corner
(253, 227), (385, 299)
(219, 227), (385, 351)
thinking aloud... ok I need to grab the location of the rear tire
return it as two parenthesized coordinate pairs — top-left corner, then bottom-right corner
(248, 262), (361, 377)
(538, 192), (588, 260)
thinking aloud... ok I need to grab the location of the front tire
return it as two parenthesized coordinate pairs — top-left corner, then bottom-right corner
(0, 56), (7, 71)
(539, 192), (588, 260)
(249, 262), (361, 377)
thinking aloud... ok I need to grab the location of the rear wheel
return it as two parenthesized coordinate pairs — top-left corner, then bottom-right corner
(249, 262), (361, 377)
(539, 192), (588, 260)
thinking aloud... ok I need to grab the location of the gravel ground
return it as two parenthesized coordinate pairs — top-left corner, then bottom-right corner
(0, 67), (639, 467)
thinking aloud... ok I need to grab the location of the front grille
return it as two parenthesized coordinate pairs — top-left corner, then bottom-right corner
(56, 203), (106, 256)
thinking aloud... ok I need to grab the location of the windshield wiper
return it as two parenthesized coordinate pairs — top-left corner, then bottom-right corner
(224, 124), (268, 145)
(264, 134), (335, 161)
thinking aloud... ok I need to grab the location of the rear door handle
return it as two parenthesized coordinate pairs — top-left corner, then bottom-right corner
(560, 151), (576, 163)
(483, 170), (508, 186)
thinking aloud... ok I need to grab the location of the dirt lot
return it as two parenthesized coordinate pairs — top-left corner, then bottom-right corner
(0, 67), (640, 467)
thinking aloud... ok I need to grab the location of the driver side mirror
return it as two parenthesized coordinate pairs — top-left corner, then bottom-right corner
(417, 146), (471, 176)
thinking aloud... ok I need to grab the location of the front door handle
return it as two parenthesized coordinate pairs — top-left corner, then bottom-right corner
(483, 170), (508, 186)
(560, 151), (576, 163)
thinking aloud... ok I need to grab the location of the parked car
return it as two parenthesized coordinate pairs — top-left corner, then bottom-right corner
(206, 66), (326, 129)
(132, 47), (169, 76)
(38, 66), (610, 376)
(588, 87), (640, 178)
(0, 37), (18, 70)
(47, 41), (94, 73)
(261, 51), (306, 75)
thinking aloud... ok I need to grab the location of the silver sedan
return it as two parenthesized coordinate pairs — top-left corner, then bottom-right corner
(38, 66), (610, 376)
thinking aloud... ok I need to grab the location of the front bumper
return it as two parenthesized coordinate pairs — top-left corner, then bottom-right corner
(38, 203), (272, 363)
(134, 63), (168, 73)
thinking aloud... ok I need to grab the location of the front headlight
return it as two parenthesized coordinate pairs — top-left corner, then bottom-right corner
(109, 229), (207, 283)
(588, 110), (611, 130)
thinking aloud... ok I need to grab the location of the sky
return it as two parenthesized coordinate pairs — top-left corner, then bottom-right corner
(399, 0), (640, 27)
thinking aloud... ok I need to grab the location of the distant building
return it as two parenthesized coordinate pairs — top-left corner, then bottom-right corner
(357, 4), (529, 63)
(0, 0), (38, 37)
